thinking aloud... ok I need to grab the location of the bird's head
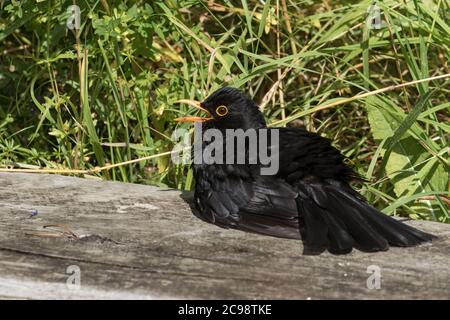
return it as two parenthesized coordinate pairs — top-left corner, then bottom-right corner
(176, 87), (266, 129)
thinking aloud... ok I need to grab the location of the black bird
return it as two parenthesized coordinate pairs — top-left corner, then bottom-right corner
(176, 87), (435, 254)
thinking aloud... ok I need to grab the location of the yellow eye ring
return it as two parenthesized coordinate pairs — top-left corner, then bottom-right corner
(216, 105), (228, 117)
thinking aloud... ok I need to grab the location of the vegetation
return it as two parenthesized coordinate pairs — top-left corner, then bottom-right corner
(0, 0), (449, 222)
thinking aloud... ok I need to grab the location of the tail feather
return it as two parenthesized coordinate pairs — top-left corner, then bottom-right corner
(320, 210), (354, 254)
(297, 180), (436, 254)
(327, 192), (389, 252)
(333, 186), (436, 246)
(297, 198), (330, 254)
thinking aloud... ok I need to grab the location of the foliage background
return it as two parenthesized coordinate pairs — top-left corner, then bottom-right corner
(0, 0), (449, 222)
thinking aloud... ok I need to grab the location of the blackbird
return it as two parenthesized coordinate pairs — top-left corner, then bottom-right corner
(176, 87), (435, 254)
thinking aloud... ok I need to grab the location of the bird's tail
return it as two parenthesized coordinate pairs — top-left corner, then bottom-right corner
(296, 180), (436, 255)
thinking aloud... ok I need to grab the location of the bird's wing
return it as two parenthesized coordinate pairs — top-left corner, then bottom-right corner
(193, 163), (302, 239)
(270, 127), (434, 254)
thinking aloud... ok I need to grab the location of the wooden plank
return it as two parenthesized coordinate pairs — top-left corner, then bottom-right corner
(0, 172), (449, 299)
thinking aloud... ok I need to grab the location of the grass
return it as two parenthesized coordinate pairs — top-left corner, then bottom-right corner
(0, 0), (449, 222)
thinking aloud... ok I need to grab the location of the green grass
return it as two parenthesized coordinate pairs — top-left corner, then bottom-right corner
(0, 0), (449, 222)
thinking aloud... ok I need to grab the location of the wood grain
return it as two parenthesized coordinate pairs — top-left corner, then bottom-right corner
(0, 173), (449, 299)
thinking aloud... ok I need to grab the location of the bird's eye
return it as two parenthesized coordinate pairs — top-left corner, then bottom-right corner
(215, 105), (228, 117)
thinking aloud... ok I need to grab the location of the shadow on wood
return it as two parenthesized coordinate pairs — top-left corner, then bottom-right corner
(0, 173), (449, 299)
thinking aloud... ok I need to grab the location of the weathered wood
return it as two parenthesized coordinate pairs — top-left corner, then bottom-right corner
(0, 172), (449, 299)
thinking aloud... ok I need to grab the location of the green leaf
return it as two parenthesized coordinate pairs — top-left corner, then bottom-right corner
(366, 95), (448, 220)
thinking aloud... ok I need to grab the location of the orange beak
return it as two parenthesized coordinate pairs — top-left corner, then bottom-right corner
(175, 99), (212, 122)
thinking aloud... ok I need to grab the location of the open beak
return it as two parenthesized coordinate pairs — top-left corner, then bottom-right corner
(175, 99), (212, 122)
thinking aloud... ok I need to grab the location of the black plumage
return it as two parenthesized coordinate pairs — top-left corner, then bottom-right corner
(178, 87), (435, 255)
